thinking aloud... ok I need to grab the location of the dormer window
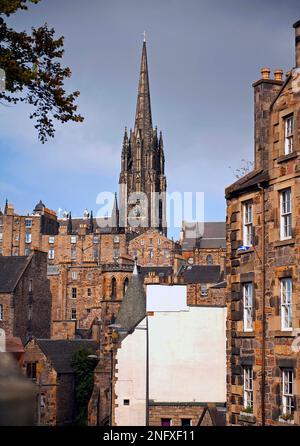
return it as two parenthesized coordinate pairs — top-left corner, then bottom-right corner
(25, 219), (32, 228)
(284, 115), (294, 155)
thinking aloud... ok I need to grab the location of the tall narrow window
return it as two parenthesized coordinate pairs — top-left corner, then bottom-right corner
(243, 283), (253, 332)
(200, 284), (208, 297)
(72, 287), (77, 299)
(93, 247), (99, 261)
(280, 189), (292, 240)
(71, 308), (77, 321)
(26, 362), (37, 380)
(244, 367), (253, 410)
(282, 369), (294, 417)
(111, 277), (117, 300)
(25, 233), (32, 244)
(48, 249), (55, 260)
(280, 278), (293, 331)
(284, 115), (294, 155)
(243, 201), (253, 247)
(207, 254), (213, 265)
(0, 304), (3, 321)
(123, 278), (129, 297)
(71, 246), (77, 260)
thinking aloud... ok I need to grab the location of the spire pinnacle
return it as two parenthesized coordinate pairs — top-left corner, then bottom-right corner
(134, 38), (152, 143)
(143, 31), (146, 42)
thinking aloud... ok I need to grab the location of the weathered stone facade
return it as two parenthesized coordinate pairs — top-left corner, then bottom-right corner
(0, 250), (51, 343)
(226, 21), (300, 426)
(22, 338), (98, 425)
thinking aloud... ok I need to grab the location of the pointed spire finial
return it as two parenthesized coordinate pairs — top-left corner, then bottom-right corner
(67, 211), (73, 235)
(143, 31), (146, 42)
(134, 37), (152, 141)
(4, 198), (8, 214)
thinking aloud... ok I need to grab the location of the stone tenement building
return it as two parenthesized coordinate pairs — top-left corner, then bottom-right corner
(23, 338), (98, 425)
(0, 250), (51, 344)
(226, 21), (300, 426)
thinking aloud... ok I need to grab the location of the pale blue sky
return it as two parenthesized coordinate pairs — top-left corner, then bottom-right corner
(0, 0), (299, 238)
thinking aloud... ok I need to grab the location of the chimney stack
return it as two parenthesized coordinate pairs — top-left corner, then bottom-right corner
(293, 20), (300, 68)
(261, 67), (271, 80)
(274, 69), (283, 81)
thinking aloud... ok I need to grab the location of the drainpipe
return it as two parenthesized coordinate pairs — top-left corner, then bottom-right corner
(258, 183), (266, 426)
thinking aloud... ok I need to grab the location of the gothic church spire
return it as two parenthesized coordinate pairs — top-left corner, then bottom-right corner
(134, 40), (152, 143)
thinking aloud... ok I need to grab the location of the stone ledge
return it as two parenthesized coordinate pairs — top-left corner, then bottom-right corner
(236, 331), (255, 338)
(273, 330), (295, 338)
(237, 248), (254, 256)
(238, 412), (256, 424)
(276, 152), (298, 164)
(274, 239), (295, 248)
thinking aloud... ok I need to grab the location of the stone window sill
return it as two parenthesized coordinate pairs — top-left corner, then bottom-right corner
(237, 248), (254, 256)
(237, 331), (255, 338)
(273, 330), (294, 338)
(276, 152), (298, 164)
(274, 239), (295, 248)
(238, 412), (256, 424)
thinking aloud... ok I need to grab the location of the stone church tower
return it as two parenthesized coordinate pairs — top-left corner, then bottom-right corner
(119, 38), (167, 236)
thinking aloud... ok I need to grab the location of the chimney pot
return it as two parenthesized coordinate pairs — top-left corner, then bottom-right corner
(261, 67), (271, 80)
(274, 69), (283, 81)
(293, 19), (300, 68)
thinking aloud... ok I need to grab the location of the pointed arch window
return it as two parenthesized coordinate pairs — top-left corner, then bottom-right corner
(111, 277), (117, 300)
(207, 254), (213, 265)
(123, 277), (129, 297)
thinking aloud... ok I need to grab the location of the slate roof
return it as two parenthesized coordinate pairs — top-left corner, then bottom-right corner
(0, 256), (30, 293)
(210, 280), (227, 289)
(183, 265), (222, 284)
(36, 339), (98, 374)
(117, 270), (146, 333)
(59, 217), (121, 234)
(139, 266), (173, 280)
(225, 169), (269, 199)
(182, 222), (226, 250)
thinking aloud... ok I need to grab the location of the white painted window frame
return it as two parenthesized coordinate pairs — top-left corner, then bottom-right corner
(282, 369), (294, 416)
(280, 278), (293, 331)
(284, 115), (294, 155)
(244, 367), (253, 410)
(280, 189), (292, 240)
(243, 201), (253, 247)
(243, 283), (253, 332)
